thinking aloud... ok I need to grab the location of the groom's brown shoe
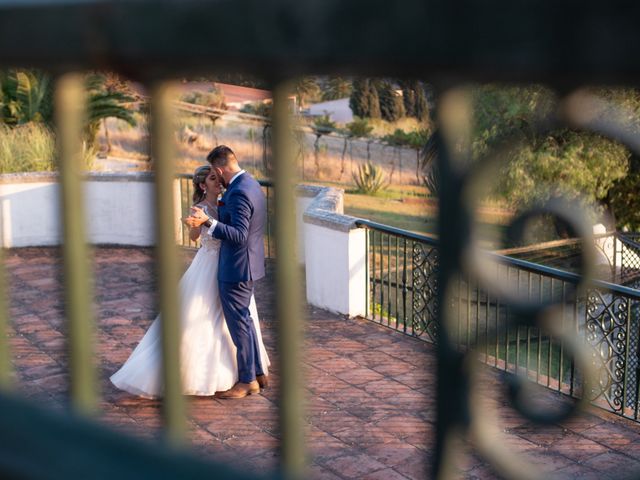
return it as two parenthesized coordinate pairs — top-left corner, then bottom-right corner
(215, 381), (260, 399)
(256, 374), (269, 390)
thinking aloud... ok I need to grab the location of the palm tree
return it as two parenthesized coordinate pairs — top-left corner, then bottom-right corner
(84, 73), (138, 152)
(293, 77), (321, 110)
(323, 77), (352, 101)
(0, 69), (52, 125)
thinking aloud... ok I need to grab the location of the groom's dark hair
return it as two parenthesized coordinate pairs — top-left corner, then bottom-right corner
(207, 145), (238, 167)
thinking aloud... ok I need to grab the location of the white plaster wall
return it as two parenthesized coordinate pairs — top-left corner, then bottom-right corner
(304, 223), (366, 317)
(84, 180), (157, 246)
(296, 196), (314, 265)
(0, 181), (61, 247)
(0, 177), (159, 247)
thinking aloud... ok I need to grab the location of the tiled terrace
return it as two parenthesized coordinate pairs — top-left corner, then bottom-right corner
(7, 246), (640, 479)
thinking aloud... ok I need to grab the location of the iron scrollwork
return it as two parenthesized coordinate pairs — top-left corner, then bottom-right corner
(433, 89), (640, 479)
(412, 243), (439, 341)
(586, 290), (628, 412)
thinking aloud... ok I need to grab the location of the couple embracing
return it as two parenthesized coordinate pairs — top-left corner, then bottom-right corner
(111, 145), (270, 400)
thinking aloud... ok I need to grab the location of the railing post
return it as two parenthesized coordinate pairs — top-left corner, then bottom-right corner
(149, 82), (186, 445)
(0, 243), (11, 390)
(55, 73), (97, 415)
(273, 81), (305, 479)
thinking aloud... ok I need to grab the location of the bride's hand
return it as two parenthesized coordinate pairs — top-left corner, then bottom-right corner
(186, 206), (209, 227)
(183, 216), (203, 229)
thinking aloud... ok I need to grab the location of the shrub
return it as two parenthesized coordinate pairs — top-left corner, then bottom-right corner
(0, 123), (55, 172)
(0, 123), (94, 173)
(353, 162), (389, 194)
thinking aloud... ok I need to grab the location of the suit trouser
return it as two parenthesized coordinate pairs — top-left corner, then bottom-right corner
(219, 280), (264, 384)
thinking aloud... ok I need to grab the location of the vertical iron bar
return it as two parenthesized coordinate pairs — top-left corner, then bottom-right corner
(402, 238), (408, 333)
(515, 270), (520, 374)
(365, 229), (370, 319)
(273, 81), (305, 479)
(485, 287), (489, 361)
(267, 185), (272, 258)
(395, 236), (399, 330)
(623, 296), (631, 418)
(466, 279), (471, 349)
(505, 268), (510, 371)
(150, 83), (186, 444)
(570, 286), (577, 396)
(495, 263), (499, 367)
(372, 231), (378, 322)
(380, 233), (385, 326)
(527, 272), (531, 377)
(548, 278), (554, 388)
(559, 282), (566, 390)
(56, 74), (97, 415)
(457, 275), (462, 348)
(476, 285), (480, 351)
(537, 274), (543, 384)
(386, 233), (391, 327)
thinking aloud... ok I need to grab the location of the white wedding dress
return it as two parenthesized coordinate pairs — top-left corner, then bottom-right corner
(110, 217), (270, 398)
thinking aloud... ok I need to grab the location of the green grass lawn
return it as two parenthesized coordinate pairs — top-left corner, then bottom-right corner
(342, 187), (510, 245)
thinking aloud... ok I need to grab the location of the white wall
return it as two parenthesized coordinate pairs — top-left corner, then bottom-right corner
(304, 224), (367, 317)
(296, 196), (314, 265)
(0, 174), (158, 247)
(1, 181), (62, 247)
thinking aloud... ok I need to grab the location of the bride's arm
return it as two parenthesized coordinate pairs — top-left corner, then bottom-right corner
(189, 225), (201, 242)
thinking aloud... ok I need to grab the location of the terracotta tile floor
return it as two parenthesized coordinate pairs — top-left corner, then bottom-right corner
(6, 247), (640, 479)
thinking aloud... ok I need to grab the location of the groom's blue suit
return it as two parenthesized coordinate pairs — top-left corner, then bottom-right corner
(212, 172), (266, 384)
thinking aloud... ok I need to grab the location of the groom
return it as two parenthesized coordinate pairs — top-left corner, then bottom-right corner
(187, 145), (268, 399)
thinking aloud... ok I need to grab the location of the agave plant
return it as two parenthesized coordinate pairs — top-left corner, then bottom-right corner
(353, 161), (389, 194)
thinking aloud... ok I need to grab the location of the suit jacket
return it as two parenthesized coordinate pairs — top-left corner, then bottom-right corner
(212, 172), (266, 283)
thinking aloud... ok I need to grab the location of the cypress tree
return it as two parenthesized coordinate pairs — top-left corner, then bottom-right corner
(368, 80), (381, 119)
(349, 78), (369, 118)
(414, 82), (429, 122)
(378, 81), (404, 122)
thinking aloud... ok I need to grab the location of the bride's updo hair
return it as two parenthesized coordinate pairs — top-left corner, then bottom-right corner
(192, 165), (212, 205)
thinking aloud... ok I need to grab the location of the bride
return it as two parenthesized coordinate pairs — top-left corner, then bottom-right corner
(110, 165), (270, 398)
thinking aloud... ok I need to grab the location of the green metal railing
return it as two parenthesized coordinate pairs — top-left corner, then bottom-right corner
(357, 219), (640, 421)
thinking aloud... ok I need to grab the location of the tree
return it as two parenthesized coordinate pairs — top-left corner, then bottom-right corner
(465, 84), (636, 238)
(84, 73), (138, 151)
(0, 69), (52, 125)
(377, 81), (405, 122)
(345, 118), (374, 177)
(413, 82), (430, 122)
(349, 79), (380, 119)
(311, 114), (336, 178)
(398, 79), (430, 120)
(293, 77), (321, 110)
(606, 154), (640, 230)
(323, 77), (352, 101)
